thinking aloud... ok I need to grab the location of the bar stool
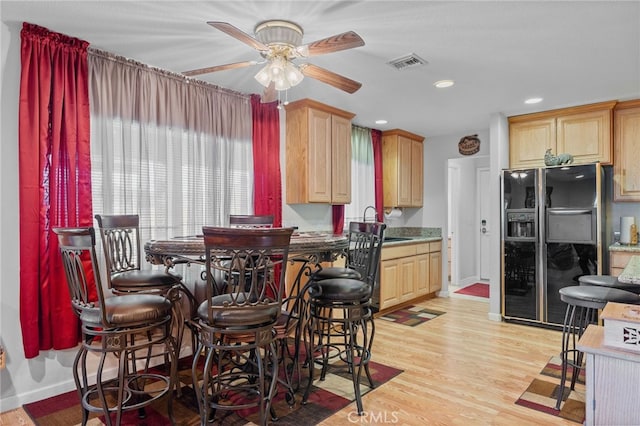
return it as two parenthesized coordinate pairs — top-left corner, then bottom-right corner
(194, 226), (293, 426)
(578, 274), (640, 294)
(54, 227), (177, 426)
(94, 215), (193, 361)
(302, 221), (386, 416)
(555, 286), (640, 410)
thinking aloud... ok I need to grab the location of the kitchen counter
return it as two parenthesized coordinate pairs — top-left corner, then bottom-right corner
(577, 325), (640, 425)
(383, 235), (441, 246)
(608, 242), (640, 253)
(377, 230), (443, 312)
(383, 227), (442, 245)
(617, 255), (640, 285)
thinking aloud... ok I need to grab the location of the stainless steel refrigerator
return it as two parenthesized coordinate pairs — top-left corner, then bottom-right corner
(501, 163), (604, 328)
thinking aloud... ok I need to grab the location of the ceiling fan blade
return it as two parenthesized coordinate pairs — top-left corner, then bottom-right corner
(182, 60), (257, 77)
(299, 63), (362, 94)
(207, 21), (269, 52)
(298, 31), (365, 57)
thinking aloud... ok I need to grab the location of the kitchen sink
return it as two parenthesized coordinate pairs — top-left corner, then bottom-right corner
(383, 237), (413, 242)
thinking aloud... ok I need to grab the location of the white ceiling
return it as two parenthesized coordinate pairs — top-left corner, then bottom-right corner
(2, 1), (639, 140)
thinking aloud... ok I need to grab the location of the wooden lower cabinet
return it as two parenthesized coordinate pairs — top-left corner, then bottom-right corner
(379, 240), (442, 311)
(609, 250), (636, 276)
(399, 257), (416, 302)
(415, 254), (429, 296)
(380, 258), (402, 309)
(429, 250), (442, 293)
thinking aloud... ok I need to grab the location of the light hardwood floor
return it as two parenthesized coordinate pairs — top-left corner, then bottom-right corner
(1, 296), (574, 426)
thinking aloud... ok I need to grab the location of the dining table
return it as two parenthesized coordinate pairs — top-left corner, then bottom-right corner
(144, 230), (349, 270)
(144, 229), (350, 382)
(144, 230), (350, 317)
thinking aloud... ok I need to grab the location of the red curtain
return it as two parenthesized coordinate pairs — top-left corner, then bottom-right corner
(19, 23), (93, 358)
(372, 129), (384, 222)
(250, 95), (282, 227)
(332, 205), (344, 235)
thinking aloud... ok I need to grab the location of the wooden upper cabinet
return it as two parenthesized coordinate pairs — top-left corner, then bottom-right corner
(382, 129), (425, 208)
(508, 101), (616, 169)
(285, 99), (355, 204)
(411, 139), (424, 206)
(331, 114), (352, 204)
(613, 100), (640, 201)
(509, 117), (556, 169)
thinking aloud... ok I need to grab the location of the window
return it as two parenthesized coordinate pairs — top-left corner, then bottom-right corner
(344, 126), (375, 225)
(88, 51), (253, 247)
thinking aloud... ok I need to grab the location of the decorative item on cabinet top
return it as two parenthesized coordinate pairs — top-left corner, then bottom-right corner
(458, 134), (480, 155)
(544, 148), (574, 166)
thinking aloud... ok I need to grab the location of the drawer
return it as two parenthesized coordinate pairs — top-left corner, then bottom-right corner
(610, 267), (625, 277)
(610, 251), (636, 269)
(416, 243), (430, 255)
(429, 240), (442, 252)
(381, 244), (417, 260)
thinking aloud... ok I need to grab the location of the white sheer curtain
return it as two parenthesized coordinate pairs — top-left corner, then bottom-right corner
(345, 126), (375, 225)
(88, 49), (253, 247)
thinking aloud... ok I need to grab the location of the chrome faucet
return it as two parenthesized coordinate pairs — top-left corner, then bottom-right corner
(363, 205), (378, 222)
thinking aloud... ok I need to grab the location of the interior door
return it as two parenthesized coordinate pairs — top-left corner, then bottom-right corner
(478, 167), (491, 280)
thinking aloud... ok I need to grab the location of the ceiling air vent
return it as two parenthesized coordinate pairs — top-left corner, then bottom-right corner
(387, 53), (428, 71)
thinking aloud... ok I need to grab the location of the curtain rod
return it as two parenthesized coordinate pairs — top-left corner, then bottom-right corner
(88, 47), (250, 100)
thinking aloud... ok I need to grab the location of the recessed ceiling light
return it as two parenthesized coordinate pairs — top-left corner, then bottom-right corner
(375, 119), (388, 125)
(434, 80), (455, 88)
(525, 97), (543, 104)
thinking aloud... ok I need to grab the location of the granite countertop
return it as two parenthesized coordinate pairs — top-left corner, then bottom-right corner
(383, 236), (442, 246)
(617, 255), (640, 284)
(609, 242), (640, 253)
(382, 227), (442, 246)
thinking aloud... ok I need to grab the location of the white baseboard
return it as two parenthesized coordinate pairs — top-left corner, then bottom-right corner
(1, 342), (194, 413)
(1, 377), (77, 412)
(487, 312), (502, 322)
(458, 276), (482, 287)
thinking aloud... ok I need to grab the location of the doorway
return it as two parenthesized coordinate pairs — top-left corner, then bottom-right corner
(447, 156), (490, 288)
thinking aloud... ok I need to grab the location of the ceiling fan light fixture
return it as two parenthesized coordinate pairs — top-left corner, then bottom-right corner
(274, 76), (291, 91)
(254, 56), (304, 91)
(284, 62), (304, 86)
(254, 66), (272, 86)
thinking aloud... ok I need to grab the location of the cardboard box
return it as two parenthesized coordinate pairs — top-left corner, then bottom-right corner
(601, 302), (640, 353)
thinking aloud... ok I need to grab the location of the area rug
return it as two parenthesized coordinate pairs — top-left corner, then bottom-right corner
(379, 305), (445, 326)
(454, 282), (489, 298)
(515, 355), (585, 423)
(23, 353), (403, 426)
(539, 355), (585, 385)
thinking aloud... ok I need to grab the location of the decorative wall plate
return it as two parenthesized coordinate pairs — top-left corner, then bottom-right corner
(458, 134), (480, 155)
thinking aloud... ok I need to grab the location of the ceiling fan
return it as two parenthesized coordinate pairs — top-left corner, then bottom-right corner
(183, 20), (365, 94)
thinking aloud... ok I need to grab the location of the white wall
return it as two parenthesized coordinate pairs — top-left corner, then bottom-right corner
(488, 113), (510, 321)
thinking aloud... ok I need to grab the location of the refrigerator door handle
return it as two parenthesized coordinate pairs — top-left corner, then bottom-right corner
(547, 208), (592, 215)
